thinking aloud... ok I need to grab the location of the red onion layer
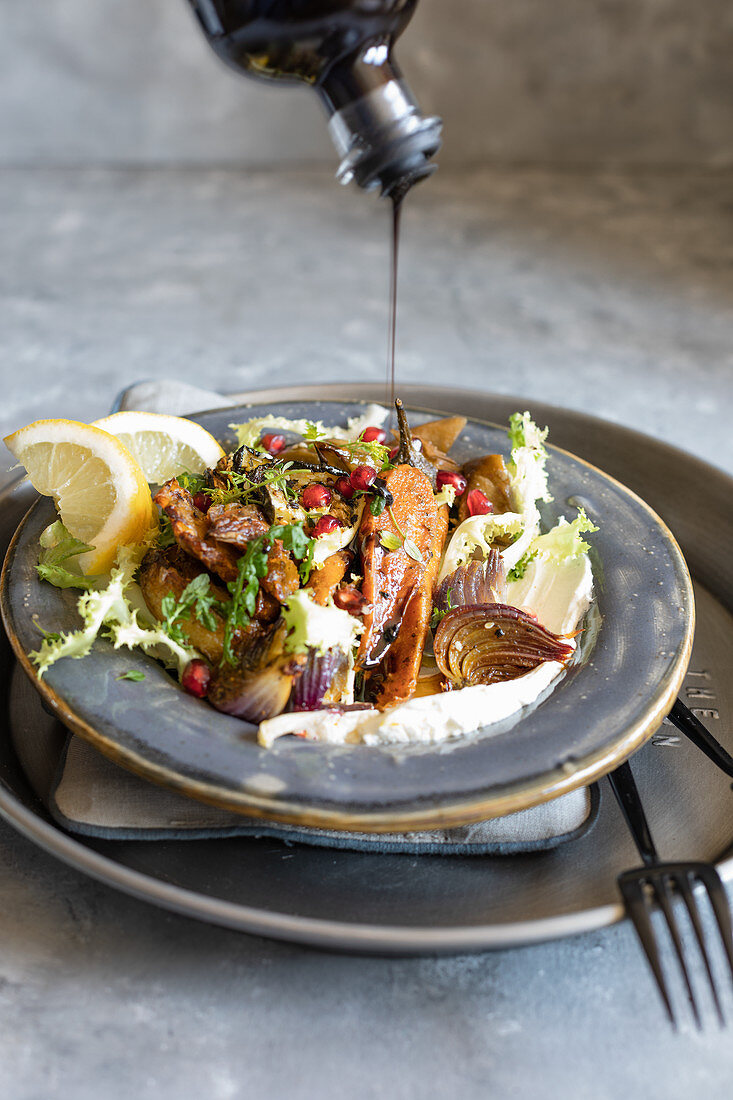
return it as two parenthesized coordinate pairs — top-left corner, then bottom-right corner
(433, 603), (574, 688)
(290, 649), (347, 711)
(434, 553), (506, 613)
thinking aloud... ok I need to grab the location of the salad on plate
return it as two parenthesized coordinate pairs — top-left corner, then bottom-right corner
(4, 402), (597, 749)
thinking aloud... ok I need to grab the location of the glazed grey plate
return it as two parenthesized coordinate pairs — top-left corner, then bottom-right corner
(0, 387), (729, 953)
(1, 397), (694, 831)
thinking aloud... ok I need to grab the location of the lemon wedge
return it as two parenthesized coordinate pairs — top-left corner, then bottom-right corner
(92, 410), (225, 483)
(4, 419), (155, 574)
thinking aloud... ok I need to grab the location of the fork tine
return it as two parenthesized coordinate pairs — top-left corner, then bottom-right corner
(651, 875), (702, 1030)
(694, 864), (733, 980)
(675, 870), (725, 1026)
(618, 874), (676, 1027)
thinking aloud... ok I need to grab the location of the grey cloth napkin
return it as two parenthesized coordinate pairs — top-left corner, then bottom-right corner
(38, 380), (600, 855)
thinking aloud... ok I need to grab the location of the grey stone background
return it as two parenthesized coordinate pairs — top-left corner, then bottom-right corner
(3, 0), (733, 168)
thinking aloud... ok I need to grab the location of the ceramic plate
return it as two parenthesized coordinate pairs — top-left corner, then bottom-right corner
(0, 400), (694, 831)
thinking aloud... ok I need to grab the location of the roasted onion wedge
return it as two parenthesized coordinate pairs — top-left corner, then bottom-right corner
(208, 622), (305, 722)
(433, 553), (506, 614)
(290, 649), (349, 711)
(433, 603), (575, 688)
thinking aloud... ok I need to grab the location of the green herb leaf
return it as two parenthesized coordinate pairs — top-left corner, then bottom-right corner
(507, 551), (536, 582)
(381, 507), (423, 561)
(386, 505), (405, 541)
(430, 589), (453, 631)
(36, 562), (100, 590)
(380, 532), (402, 552)
(302, 422), (325, 441)
(177, 471), (207, 496)
(155, 514), (177, 549)
(161, 574), (225, 646)
(32, 615), (63, 644)
(36, 522), (100, 590)
(430, 607), (446, 630)
(403, 539), (423, 563)
(369, 494), (386, 516)
(220, 522), (315, 665)
(116, 669), (146, 682)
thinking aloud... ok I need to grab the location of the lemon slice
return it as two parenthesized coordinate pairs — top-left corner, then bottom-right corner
(4, 419), (155, 574)
(92, 411), (225, 483)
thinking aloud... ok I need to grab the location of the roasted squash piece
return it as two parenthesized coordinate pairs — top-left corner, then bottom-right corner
(261, 539), (300, 603)
(458, 454), (515, 522)
(306, 550), (351, 606)
(411, 415), (466, 453)
(138, 546), (230, 664)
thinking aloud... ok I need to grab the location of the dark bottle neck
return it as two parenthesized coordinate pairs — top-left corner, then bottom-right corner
(318, 54), (441, 200)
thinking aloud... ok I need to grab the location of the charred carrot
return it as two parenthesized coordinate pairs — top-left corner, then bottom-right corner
(357, 464), (449, 706)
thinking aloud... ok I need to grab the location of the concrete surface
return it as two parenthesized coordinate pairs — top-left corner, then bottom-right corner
(1, 166), (732, 1098)
(1, 166), (731, 474)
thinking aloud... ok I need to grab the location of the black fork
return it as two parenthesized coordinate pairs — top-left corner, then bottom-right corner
(608, 759), (733, 1028)
(666, 697), (733, 779)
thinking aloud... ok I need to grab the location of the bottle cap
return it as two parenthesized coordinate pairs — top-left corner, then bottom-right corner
(325, 78), (442, 199)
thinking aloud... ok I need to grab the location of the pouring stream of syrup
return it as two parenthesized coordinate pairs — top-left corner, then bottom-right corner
(386, 195), (403, 412)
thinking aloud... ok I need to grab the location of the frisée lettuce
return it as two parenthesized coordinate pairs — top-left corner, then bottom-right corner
(29, 541), (199, 679)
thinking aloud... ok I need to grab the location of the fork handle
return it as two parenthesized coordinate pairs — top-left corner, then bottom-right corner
(667, 698), (733, 779)
(607, 760), (660, 867)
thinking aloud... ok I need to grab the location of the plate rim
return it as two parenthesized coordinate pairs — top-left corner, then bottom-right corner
(0, 393), (695, 832)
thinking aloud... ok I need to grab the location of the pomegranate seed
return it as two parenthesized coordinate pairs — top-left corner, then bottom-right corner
(388, 446), (400, 462)
(333, 586), (371, 617)
(436, 470), (468, 496)
(360, 426), (387, 444)
(335, 475), (354, 500)
(261, 432), (286, 455)
(301, 483), (332, 510)
(193, 490), (212, 513)
(350, 465), (377, 492)
(312, 514), (342, 538)
(181, 659), (211, 698)
(466, 488), (493, 516)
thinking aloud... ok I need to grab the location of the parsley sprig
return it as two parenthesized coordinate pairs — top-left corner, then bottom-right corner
(160, 573), (224, 645)
(220, 523), (315, 666)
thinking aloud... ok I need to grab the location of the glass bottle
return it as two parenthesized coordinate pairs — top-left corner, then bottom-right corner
(185, 1), (442, 199)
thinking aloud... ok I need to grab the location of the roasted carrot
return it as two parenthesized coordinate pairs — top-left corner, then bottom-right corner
(357, 464), (449, 706)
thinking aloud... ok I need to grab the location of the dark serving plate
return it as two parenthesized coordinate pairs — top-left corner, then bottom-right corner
(0, 395), (693, 831)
